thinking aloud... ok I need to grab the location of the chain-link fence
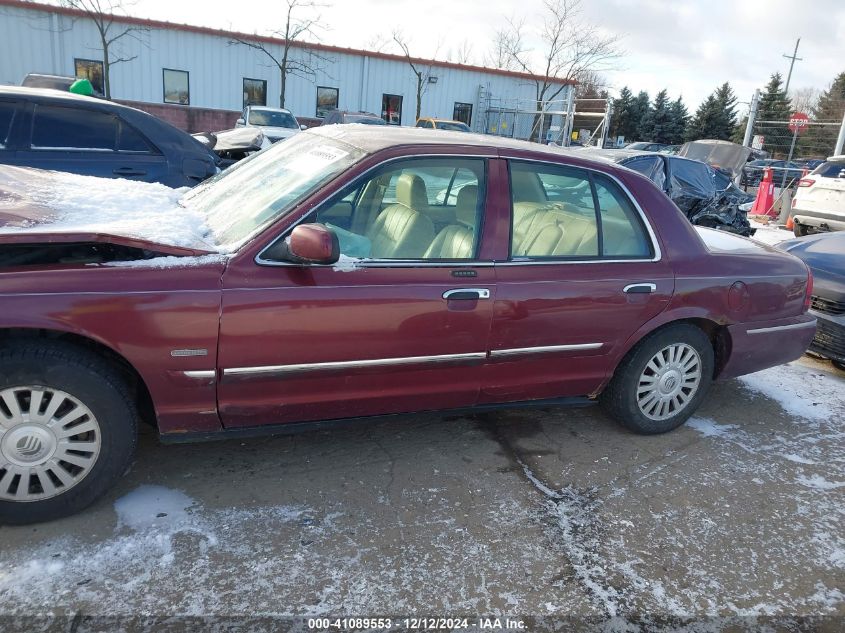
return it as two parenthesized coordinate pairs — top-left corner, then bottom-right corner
(743, 95), (845, 190)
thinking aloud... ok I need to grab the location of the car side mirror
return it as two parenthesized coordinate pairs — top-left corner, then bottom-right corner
(235, 118), (245, 126)
(300, 124), (307, 131)
(285, 223), (340, 265)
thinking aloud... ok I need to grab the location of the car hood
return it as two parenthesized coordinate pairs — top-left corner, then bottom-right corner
(250, 125), (299, 140)
(0, 166), (216, 256)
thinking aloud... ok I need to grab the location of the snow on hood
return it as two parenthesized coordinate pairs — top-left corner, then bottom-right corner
(0, 166), (216, 252)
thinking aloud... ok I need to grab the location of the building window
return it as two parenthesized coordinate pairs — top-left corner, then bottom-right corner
(162, 68), (189, 105)
(243, 78), (267, 108)
(453, 102), (472, 126)
(316, 86), (339, 118)
(74, 58), (104, 95)
(381, 94), (402, 125)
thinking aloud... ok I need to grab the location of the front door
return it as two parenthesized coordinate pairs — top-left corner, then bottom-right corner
(482, 159), (674, 403)
(217, 156), (497, 427)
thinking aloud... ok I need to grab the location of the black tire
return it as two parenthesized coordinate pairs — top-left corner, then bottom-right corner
(600, 324), (715, 435)
(832, 360), (845, 372)
(793, 222), (809, 238)
(0, 341), (138, 524)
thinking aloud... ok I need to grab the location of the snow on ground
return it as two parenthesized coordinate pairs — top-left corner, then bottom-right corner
(0, 166), (214, 250)
(0, 361), (842, 622)
(748, 219), (793, 247)
(738, 361), (840, 422)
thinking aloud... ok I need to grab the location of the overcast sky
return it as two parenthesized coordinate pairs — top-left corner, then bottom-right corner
(97, 0), (844, 115)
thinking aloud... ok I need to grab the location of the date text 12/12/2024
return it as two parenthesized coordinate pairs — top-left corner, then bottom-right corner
(307, 617), (528, 630)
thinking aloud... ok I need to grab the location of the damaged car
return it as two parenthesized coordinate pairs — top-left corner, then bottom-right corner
(581, 148), (756, 236)
(0, 126), (815, 523)
(192, 127), (271, 168)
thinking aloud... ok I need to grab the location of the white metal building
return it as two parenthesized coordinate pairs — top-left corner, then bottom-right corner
(0, 0), (572, 133)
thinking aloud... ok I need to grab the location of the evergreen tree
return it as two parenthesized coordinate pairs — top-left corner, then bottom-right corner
(631, 91), (650, 140)
(667, 96), (689, 144)
(799, 71), (845, 157)
(731, 116), (748, 144)
(639, 89), (673, 143)
(610, 86), (636, 144)
(713, 82), (738, 140)
(685, 94), (721, 141)
(757, 73), (792, 156)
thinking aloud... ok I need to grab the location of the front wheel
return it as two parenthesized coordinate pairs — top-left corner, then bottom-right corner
(793, 222), (809, 238)
(601, 324), (714, 434)
(0, 342), (138, 524)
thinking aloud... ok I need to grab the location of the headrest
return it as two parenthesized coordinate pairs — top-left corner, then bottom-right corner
(396, 173), (428, 210)
(455, 185), (478, 227)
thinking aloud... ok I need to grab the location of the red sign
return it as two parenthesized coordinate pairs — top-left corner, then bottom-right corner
(788, 112), (810, 134)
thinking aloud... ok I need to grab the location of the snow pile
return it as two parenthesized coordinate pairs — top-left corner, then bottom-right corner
(0, 166), (215, 250)
(738, 362), (843, 422)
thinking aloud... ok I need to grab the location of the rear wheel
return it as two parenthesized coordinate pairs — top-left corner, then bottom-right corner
(793, 222), (809, 237)
(601, 324), (714, 434)
(0, 342), (138, 524)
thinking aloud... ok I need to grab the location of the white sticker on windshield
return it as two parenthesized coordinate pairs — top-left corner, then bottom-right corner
(288, 146), (350, 174)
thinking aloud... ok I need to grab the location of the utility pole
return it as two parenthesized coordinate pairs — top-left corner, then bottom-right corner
(742, 89), (760, 148)
(782, 37), (802, 95)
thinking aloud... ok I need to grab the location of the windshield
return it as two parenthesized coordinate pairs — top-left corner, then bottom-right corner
(180, 132), (365, 250)
(248, 109), (299, 129)
(345, 114), (386, 125)
(435, 121), (470, 132)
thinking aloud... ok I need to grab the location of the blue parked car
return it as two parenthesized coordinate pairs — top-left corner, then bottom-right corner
(0, 86), (219, 187)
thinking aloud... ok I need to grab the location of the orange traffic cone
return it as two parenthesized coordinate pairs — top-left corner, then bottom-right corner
(786, 215), (794, 230)
(751, 167), (776, 217)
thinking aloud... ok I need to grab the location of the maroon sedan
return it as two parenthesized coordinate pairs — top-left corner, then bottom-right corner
(0, 126), (816, 523)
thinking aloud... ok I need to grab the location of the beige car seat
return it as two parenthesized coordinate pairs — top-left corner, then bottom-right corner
(367, 173), (435, 258)
(424, 185), (478, 259)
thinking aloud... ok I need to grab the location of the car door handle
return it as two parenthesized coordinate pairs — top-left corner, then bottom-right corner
(113, 167), (147, 176)
(623, 283), (657, 294)
(442, 288), (491, 300)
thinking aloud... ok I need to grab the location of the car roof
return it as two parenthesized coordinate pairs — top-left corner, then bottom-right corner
(249, 106), (292, 113)
(0, 85), (106, 104)
(301, 126), (666, 178)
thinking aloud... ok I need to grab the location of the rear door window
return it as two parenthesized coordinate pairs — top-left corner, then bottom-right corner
(31, 105), (117, 150)
(0, 100), (17, 147)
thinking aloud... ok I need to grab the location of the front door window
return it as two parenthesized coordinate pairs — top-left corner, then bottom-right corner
(272, 157), (485, 261)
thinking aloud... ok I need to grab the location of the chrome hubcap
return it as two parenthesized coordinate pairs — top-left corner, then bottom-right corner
(0, 387), (101, 502)
(637, 343), (702, 421)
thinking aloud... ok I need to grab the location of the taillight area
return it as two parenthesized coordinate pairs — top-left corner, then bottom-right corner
(797, 178), (815, 187)
(804, 267), (814, 313)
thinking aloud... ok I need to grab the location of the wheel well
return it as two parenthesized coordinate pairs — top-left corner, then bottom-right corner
(0, 328), (157, 428)
(672, 318), (731, 378)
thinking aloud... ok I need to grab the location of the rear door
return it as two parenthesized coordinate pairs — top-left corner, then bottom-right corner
(483, 158), (673, 404)
(13, 103), (167, 182)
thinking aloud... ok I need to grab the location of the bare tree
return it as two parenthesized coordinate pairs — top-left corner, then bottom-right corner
(365, 34), (390, 53)
(484, 20), (524, 71)
(60, 0), (148, 99)
(230, 0), (331, 108)
(449, 40), (474, 65)
(392, 32), (441, 121)
(496, 0), (621, 140)
(790, 87), (821, 115)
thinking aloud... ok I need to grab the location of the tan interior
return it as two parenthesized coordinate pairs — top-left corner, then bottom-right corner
(423, 185), (478, 259)
(366, 173), (435, 258)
